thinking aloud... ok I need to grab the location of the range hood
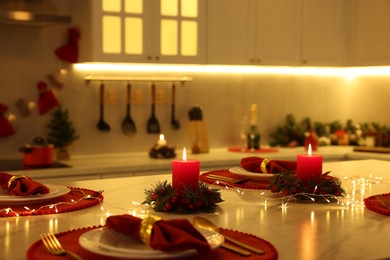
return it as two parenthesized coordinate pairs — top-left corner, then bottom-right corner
(0, 0), (71, 26)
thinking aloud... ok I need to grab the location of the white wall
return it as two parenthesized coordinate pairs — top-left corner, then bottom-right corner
(1, 25), (390, 159)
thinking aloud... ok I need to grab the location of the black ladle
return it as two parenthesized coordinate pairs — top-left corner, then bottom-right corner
(147, 83), (160, 134)
(171, 83), (180, 130)
(96, 83), (110, 133)
(121, 83), (136, 135)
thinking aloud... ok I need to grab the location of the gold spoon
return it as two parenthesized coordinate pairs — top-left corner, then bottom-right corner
(193, 216), (264, 255)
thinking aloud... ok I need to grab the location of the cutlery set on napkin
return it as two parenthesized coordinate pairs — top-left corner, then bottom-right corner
(28, 213), (277, 259)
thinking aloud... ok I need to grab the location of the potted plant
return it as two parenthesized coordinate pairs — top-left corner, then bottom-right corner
(46, 106), (79, 160)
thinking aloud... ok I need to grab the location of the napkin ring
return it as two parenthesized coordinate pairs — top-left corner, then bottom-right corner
(140, 215), (162, 245)
(8, 175), (28, 189)
(260, 159), (271, 173)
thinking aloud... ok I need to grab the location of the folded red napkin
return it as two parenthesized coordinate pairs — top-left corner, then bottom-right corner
(0, 172), (50, 196)
(106, 214), (211, 254)
(241, 156), (297, 173)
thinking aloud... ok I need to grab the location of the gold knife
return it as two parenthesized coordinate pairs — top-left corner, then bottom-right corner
(206, 174), (264, 185)
(223, 235), (265, 254)
(221, 242), (252, 256)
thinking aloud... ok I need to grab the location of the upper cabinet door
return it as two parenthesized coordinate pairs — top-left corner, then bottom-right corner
(254, 0), (301, 65)
(206, 0), (252, 65)
(153, 0), (206, 64)
(301, 0), (349, 66)
(206, 0), (300, 65)
(352, 0), (390, 66)
(74, 0), (205, 64)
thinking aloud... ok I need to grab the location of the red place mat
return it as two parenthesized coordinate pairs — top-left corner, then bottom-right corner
(364, 193), (390, 216)
(228, 147), (278, 153)
(201, 170), (271, 190)
(27, 225), (278, 260)
(0, 187), (103, 217)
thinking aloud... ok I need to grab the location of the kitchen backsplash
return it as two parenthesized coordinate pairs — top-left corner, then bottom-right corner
(1, 25), (390, 159)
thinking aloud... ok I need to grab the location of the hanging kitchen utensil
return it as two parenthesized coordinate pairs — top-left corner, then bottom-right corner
(96, 83), (111, 133)
(170, 83), (180, 130)
(121, 83), (136, 135)
(147, 83), (161, 134)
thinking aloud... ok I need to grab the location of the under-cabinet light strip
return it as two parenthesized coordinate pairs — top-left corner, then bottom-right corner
(74, 63), (390, 78)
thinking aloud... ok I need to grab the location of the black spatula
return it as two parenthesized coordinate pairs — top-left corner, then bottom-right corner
(147, 83), (160, 133)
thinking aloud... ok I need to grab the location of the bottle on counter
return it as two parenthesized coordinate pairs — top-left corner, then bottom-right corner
(247, 104), (260, 150)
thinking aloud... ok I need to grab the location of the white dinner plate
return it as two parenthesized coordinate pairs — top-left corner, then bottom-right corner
(79, 227), (224, 259)
(0, 185), (70, 205)
(229, 167), (274, 179)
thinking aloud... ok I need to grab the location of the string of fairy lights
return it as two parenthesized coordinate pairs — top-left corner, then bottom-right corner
(0, 174), (386, 218)
(211, 174), (385, 208)
(0, 193), (104, 217)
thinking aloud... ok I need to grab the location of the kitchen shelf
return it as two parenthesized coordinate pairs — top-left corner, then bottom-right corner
(0, 11), (71, 26)
(84, 75), (193, 84)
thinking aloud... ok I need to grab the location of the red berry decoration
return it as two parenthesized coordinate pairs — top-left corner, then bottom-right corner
(143, 181), (223, 212)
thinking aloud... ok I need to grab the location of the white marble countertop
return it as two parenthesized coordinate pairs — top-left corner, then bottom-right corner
(0, 159), (389, 260)
(5, 145), (388, 182)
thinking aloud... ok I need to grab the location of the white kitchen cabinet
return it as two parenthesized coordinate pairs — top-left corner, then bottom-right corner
(207, 0), (348, 66)
(252, 0), (301, 65)
(206, 0), (252, 65)
(301, 0), (349, 66)
(73, 0), (205, 64)
(351, 0), (390, 65)
(207, 0), (300, 65)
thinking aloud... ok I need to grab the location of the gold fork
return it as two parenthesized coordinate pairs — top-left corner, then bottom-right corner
(86, 189), (104, 199)
(41, 233), (83, 260)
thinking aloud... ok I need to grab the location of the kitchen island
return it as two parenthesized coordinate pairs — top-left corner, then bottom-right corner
(0, 159), (389, 260)
(2, 146), (389, 183)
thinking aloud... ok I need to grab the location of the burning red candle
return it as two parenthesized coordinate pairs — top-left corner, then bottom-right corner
(172, 147), (200, 191)
(297, 144), (323, 184)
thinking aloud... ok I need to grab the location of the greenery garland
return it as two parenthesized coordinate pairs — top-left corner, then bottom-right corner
(143, 181), (223, 212)
(269, 171), (345, 197)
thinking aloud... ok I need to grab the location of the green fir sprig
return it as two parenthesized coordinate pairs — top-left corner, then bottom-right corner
(269, 171), (345, 197)
(143, 181), (223, 212)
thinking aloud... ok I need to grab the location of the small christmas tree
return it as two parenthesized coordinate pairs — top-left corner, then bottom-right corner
(47, 106), (79, 159)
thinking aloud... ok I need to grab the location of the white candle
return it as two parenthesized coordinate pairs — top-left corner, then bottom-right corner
(157, 133), (167, 147)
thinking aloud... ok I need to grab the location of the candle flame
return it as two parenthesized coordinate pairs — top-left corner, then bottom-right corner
(159, 134), (165, 141)
(182, 147), (187, 161)
(308, 144), (312, 156)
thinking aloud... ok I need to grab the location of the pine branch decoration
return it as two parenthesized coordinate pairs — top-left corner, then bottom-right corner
(143, 181), (223, 212)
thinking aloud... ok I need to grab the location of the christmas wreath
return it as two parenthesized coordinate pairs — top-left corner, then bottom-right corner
(143, 181), (223, 212)
(269, 171), (345, 198)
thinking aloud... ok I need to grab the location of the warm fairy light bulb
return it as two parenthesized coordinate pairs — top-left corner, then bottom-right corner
(308, 144), (312, 155)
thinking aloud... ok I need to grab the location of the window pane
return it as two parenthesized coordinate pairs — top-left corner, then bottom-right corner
(125, 0), (143, 14)
(181, 0), (197, 17)
(125, 17), (143, 54)
(102, 0), (121, 12)
(103, 16), (121, 53)
(181, 21), (197, 56)
(161, 0), (178, 16)
(161, 19), (178, 55)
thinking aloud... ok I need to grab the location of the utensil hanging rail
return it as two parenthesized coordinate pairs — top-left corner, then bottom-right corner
(84, 75), (193, 84)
